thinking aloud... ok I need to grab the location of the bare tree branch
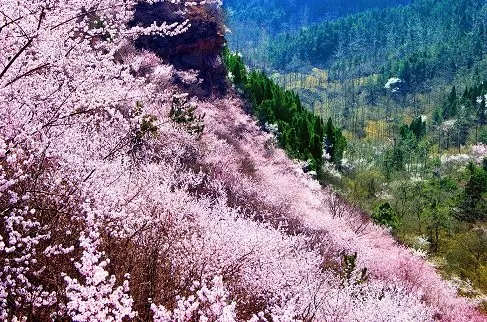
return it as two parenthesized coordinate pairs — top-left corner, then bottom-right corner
(4, 63), (50, 87)
(0, 37), (33, 80)
(0, 10), (25, 31)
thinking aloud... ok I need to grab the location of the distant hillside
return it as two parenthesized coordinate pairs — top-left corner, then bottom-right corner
(235, 0), (487, 303)
(266, 0), (487, 80)
(223, 0), (410, 67)
(224, 0), (410, 34)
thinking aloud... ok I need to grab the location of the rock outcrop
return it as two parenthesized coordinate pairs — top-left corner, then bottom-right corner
(130, 3), (227, 97)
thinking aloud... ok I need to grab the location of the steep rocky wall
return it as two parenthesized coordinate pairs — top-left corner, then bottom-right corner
(130, 2), (227, 96)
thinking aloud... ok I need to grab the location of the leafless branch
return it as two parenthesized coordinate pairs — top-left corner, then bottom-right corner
(0, 38), (33, 80)
(0, 11), (25, 30)
(4, 63), (50, 87)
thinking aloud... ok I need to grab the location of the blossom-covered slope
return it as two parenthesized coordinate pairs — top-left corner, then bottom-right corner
(0, 0), (486, 321)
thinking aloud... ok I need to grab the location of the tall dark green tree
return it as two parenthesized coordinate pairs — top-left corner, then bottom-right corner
(223, 49), (348, 171)
(443, 86), (458, 119)
(458, 162), (487, 222)
(324, 117), (347, 166)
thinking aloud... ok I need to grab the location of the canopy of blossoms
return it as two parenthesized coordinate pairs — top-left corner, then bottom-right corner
(0, 0), (485, 321)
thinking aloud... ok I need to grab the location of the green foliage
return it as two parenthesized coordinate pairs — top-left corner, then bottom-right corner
(264, 0), (486, 87)
(382, 147), (403, 178)
(223, 47), (247, 85)
(224, 49), (347, 171)
(139, 115), (158, 137)
(341, 252), (368, 286)
(372, 202), (398, 230)
(421, 178), (457, 253)
(446, 227), (487, 292)
(479, 129), (487, 144)
(346, 169), (385, 205)
(443, 86), (459, 119)
(432, 107), (443, 125)
(409, 116), (427, 140)
(458, 162), (487, 222)
(479, 98), (487, 126)
(224, 0), (408, 36)
(324, 117), (347, 166)
(382, 117), (429, 178)
(169, 95), (205, 137)
(133, 101), (158, 144)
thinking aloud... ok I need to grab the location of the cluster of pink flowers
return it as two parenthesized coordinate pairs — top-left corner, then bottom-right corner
(151, 276), (236, 322)
(471, 143), (487, 162)
(63, 220), (136, 321)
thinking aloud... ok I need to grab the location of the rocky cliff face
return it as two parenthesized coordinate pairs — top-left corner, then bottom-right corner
(130, 3), (227, 97)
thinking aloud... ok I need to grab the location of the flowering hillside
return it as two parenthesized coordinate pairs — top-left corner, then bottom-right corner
(0, 0), (486, 321)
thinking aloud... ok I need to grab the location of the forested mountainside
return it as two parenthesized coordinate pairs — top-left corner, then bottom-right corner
(266, 0), (487, 78)
(225, 0), (487, 310)
(224, 0), (409, 34)
(223, 0), (409, 67)
(1, 0), (486, 321)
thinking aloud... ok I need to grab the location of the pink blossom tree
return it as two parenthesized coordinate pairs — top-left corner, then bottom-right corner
(1, 0), (486, 321)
